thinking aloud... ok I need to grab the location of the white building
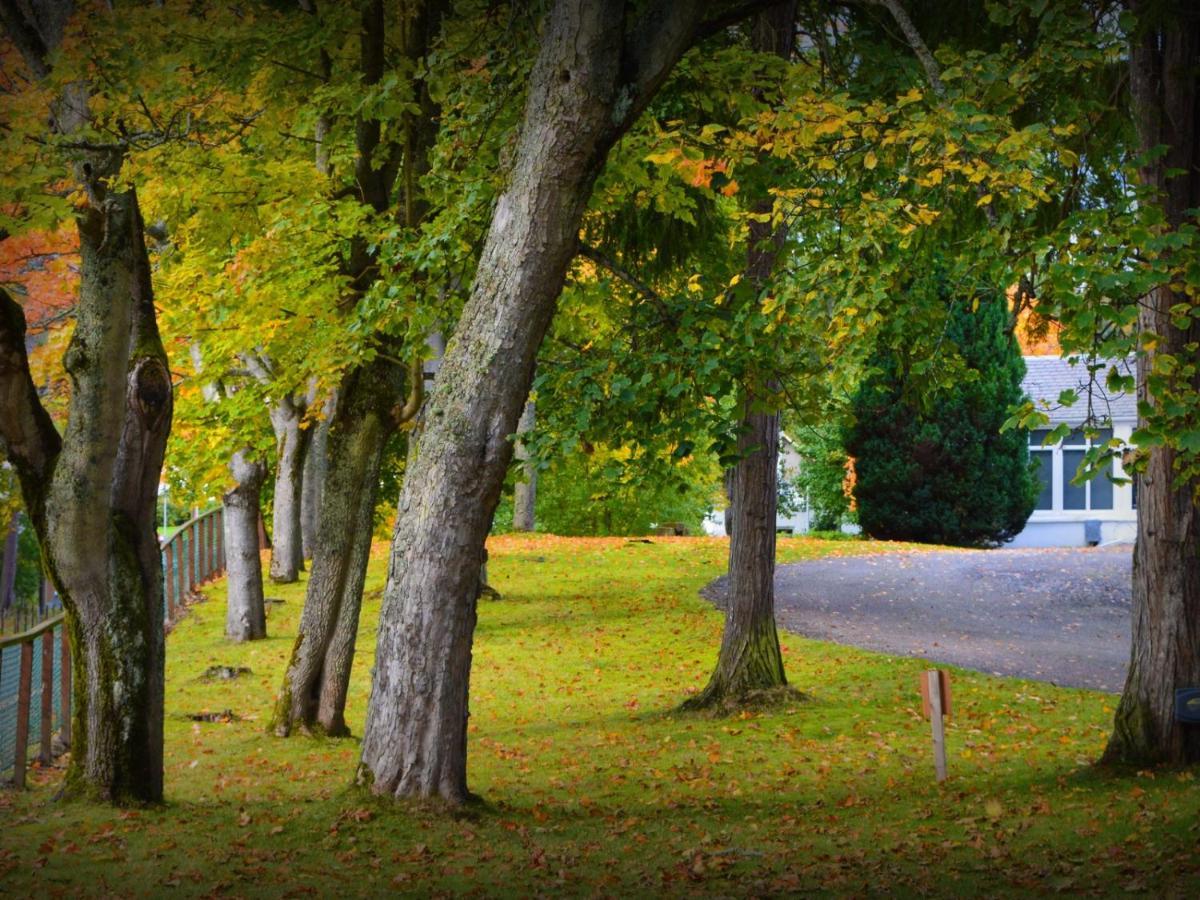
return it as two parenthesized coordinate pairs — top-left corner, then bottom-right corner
(1009, 356), (1137, 548)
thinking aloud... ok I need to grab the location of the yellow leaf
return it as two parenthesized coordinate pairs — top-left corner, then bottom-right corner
(863, 151), (877, 170)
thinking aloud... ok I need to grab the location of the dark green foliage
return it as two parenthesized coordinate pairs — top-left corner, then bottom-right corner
(845, 292), (1037, 547)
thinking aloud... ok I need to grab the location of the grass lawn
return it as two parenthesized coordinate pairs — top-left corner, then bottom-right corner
(2, 535), (1197, 896)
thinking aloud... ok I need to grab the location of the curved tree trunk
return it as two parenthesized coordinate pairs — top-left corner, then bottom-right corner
(512, 399), (538, 532)
(685, 3), (796, 710)
(358, 0), (718, 803)
(273, 358), (406, 736)
(269, 393), (311, 583)
(224, 450), (267, 642)
(1103, 3), (1200, 767)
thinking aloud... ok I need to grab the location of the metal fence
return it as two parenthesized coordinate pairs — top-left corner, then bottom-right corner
(0, 506), (226, 786)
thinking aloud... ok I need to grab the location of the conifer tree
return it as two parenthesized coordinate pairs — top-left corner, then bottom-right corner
(845, 289), (1037, 547)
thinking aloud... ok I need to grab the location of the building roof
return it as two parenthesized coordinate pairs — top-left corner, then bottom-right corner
(1022, 356), (1137, 426)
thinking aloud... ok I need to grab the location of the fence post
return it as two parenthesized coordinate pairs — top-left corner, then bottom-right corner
(187, 523), (197, 595)
(60, 625), (71, 747)
(40, 630), (53, 764)
(217, 509), (226, 572)
(14, 640), (33, 788)
(164, 545), (174, 620)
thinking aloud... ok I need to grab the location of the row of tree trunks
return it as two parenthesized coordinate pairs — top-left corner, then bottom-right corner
(357, 0), (725, 803)
(1104, 1), (1200, 766)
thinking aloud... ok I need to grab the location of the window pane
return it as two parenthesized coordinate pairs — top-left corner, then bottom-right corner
(1094, 428), (1113, 443)
(1066, 429), (1086, 446)
(1031, 450), (1053, 510)
(1030, 429), (1053, 447)
(1063, 449), (1087, 509)
(1091, 458), (1114, 510)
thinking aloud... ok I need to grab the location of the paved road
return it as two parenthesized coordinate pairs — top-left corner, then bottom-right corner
(703, 546), (1132, 692)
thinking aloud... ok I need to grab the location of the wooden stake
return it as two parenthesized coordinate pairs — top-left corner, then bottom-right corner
(926, 669), (948, 782)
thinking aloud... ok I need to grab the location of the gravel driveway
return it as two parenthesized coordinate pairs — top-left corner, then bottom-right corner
(703, 546), (1132, 692)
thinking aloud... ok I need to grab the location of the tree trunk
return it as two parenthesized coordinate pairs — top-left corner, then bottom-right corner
(2, 197), (172, 803)
(687, 389), (788, 707)
(0, 3), (172, 803)
(301, 395), (333, 560)
(273, 357), (405, 736)
(269, 393), (311, 583)
(358, 0), (719, 803)
(1104, 0), (1200, 766)
(224, 450), (267, 642)
(512, 399), (538, 532)
(685, 2), (796, 710)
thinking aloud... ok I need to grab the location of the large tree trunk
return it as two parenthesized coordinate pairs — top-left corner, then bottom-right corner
(685, 3), (796, 710)
(690, 389), (787, 707)
(273, 357), (406, 736)
(224, 450), (267, 642)
(1, 193), (172, 803)
(358, 0), (722, 803)
(512, 399), (538, 532)
(300, 395), (333, 560)
(268, 393), (311, 583)
(0, 4), (171, 803)
(1104, 2), (1200, 766)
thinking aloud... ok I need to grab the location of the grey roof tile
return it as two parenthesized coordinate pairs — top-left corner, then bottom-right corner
(1022, 356), (1137, 425)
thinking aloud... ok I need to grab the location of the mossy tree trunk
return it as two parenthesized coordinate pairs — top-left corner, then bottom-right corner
(1104, 2), (1200, 766)
(0, 2), (171, 803)
(358, 0), (744, 803)
(273, 356), (413, 736)
(686, 2), (795, 710)
(224, 450), (267, 642)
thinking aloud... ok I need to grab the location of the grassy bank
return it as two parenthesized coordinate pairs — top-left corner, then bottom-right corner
(2, 536), (1196, 896)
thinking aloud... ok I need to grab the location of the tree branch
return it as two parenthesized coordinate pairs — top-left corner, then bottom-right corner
(863, 0), (944, 97)
(395, 355), (425, 425)
(577, 243), (675, 324)
(0, 287), (63, 501)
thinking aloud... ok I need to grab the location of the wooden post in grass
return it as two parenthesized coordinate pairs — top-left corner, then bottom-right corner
(920, 669), (951, 782)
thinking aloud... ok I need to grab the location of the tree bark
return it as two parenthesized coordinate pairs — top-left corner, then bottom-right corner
(273, 356), (408, 736)
(224, 450), (267, 642)
(358, 0), (732, 803)
(512, 399), (538, 532)
(268, 392), (311, 583)
(1104, 2), (1200, 766)
(301, 394), (333, 560)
